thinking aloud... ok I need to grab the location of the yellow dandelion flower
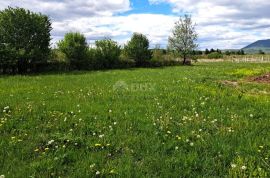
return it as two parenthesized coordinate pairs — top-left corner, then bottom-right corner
(95, 143), (102, 147)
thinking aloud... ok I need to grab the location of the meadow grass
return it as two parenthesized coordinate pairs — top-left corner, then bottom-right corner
(0, 62), (270, 177)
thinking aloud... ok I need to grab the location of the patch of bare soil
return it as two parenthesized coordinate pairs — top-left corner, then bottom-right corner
(251, 73), (270, 83)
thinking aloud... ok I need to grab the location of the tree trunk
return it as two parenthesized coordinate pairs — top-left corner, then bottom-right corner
(183, 56), (187, 65)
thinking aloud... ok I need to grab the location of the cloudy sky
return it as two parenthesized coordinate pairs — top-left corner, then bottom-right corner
(1, 0), (270, 49)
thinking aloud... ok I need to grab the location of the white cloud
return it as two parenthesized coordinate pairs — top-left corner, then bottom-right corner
(1, 0), (270, 49)
(52, 14), (178, 47)
(0, 0), (131, 20)
(149, 0), (270, 49)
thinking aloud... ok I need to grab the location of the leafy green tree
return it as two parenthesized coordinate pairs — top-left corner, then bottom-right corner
(205, 48), (210, 55)
(258, 50), (265, 55)
(124, 33), (152, 66)
(58, 32), (88, 69)
(207, 52), (223, 59)
(236, 50), (245, 55)
(225, 51), (231, 56)
(0, 7), (52, 73)
(216, 49), (222, 54)
(95, 39), (121, 68)
(168, 15), (198, 65)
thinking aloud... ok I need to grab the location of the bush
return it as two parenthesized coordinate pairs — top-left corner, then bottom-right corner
(0, 44), (18, 74)
(0, 7), (52, 73)
(208, 52), (223, 59)
(58, 32), (88, 70)
(50, 49), (68, 63)
(95, 39), (121, 69)
(124, 33), (152, 66)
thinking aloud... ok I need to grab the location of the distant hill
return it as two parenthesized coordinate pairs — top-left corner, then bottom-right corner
(242, 39), (270, 54)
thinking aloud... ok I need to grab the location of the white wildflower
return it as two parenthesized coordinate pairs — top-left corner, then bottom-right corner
(241, 166), (247, 170)
(48, 140), (55, 145)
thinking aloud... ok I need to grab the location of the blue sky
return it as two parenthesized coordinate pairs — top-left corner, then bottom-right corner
(125, 0), (172, 15)
(1, 0), (270, 49)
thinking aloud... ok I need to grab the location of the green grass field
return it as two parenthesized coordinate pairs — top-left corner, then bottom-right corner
(0, 62), (270, 177)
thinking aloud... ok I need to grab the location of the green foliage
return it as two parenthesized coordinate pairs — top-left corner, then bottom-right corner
(205, 48), (210, 55)
(50, 49), (68, 63)
(95, 39), (121, 68)
(258, 50), (265, 55)
(124, 33), (152, 66)
(58, 32), (88, 69)
(0, 7), (52, 73)
(208, 52), (223, 59)
(225, 50), (245, 56)
(168, 15), (198, 65)
(152, 45), (165, 61)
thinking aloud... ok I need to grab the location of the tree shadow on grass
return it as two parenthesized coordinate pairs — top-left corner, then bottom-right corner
(0, 64), (200, 78)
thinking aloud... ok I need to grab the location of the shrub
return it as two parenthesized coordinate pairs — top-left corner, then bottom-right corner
(50, 49), (68, 63)
(258, 50), (265, 55)
(95, 39), (121, 69)
(124, 33), (152, 66)
(58, 32), (88, 70)
(0, 7), (52, 73)
(152, 49), (164, 61)
(208, 52), (223, 59)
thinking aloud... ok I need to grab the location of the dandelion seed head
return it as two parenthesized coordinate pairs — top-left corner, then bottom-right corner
(48, 140), (55, 145)
(231, 164), (236, 168)
(241, 166), (247, 170)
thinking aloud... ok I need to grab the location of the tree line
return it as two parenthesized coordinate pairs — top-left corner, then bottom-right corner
(6, 7), (255, 74)
(1, 7), (190, 74)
